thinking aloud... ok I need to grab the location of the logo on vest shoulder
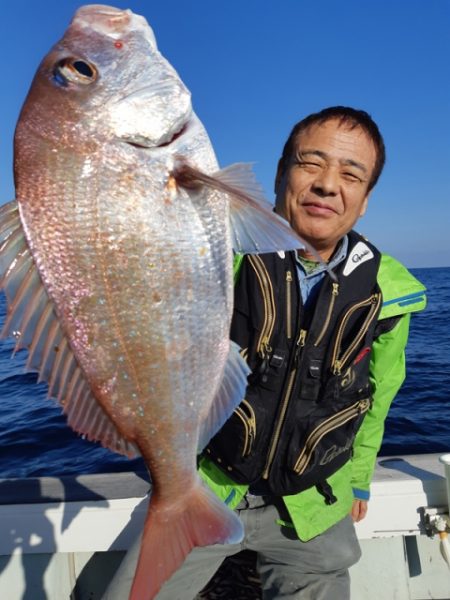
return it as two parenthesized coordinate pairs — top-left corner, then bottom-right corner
(343, 241), (374, 276)
(277, 251), (285, 259)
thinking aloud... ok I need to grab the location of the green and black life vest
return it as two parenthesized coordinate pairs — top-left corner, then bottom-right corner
(203, 231), (386, 499)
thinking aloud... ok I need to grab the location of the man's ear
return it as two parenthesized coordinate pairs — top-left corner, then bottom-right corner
(274, 158), (284, 194)
(359, 193), (370, 217)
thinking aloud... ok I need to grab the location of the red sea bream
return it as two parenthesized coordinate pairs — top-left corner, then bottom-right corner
(0, 5), (307, 599)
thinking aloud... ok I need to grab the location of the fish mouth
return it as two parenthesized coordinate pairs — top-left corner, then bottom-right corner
(155, 122), (188, 147)
(122, 120), (190, 150)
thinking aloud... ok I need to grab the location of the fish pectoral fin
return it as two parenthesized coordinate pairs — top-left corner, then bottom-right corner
(197, 340), (250, 452)
(0, 201), (139, 458)
(130, 482), (243, 600)
(216, 163), (310, 254)
(173, 161), (315, 255)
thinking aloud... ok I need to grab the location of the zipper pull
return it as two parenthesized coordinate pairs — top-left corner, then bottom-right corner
(298, 329), (307, 347)
(286, 271), (293, 283)
(359, 398), (370, 412)
(294, 329), (307, 365)
(332, 282), (339, 296)
(261, 337), (273, 359)
(333, 359), (342, 375)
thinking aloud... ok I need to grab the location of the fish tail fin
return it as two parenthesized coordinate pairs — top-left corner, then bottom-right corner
(129, 482), (243, 600)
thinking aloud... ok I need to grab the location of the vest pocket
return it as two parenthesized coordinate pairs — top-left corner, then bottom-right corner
(248, 255), (276, 358)
(205, 396), (266, 471)
(331, 293), (382, 375)
(234, 399), (257, 457)
(291, 398), (370, 476)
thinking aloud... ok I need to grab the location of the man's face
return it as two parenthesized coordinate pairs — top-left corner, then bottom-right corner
(274, 118), (377, 260)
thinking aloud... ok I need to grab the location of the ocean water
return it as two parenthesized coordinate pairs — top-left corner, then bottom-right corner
(0, 267), (448, 479)
(381, 266), (450, 456)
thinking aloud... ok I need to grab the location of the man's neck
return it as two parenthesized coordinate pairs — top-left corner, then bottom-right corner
(297, 236), (348, 267)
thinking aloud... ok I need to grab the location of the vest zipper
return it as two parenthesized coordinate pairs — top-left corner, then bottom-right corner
(314, 282), (339, 347)
(248, 255), (276, 357)
(286, 270), (293, 339)
(262, 328), (307, 480)
(235, 400), (256, 457)
(332, 293), (381, 375)
(293, 398), (370, 474)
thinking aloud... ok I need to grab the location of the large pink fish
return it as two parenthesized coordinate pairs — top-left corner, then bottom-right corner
(0, 5), (307, 599)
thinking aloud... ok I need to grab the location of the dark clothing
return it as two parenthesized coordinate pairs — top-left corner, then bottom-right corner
(204, 231), (383, 498)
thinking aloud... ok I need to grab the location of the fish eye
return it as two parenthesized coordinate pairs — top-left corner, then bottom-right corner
(73, 60), (95, 78)
(53, 57), (98, 86)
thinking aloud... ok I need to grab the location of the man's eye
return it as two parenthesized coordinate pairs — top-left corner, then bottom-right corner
(342, 172), (362, 182)
(299, 161), (321, 168)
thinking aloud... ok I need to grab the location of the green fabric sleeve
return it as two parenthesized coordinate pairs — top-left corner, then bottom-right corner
(378, 254), (426, 318)
(350, 313), (411, 493)
(232, 253), (244, 284)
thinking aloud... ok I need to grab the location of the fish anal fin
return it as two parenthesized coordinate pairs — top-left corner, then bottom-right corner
(0, 208), (140, 459)
(130, 482), (243, 600)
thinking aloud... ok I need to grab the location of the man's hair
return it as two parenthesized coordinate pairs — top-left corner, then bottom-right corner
(278, 106), (386, 190)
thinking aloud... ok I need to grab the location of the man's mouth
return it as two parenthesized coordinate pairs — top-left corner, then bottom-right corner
(302, 200), (337, 215)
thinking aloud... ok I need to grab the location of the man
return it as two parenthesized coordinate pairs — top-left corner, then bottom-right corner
(107, 107), (426, 599)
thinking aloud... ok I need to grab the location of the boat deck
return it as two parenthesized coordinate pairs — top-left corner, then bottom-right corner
(0, 453), (449, 599)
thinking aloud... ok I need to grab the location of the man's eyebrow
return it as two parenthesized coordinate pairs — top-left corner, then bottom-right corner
(295, 149), (368, 174)
(295, 149), (327, 161)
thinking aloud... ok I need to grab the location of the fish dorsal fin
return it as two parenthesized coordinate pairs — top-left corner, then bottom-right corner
(0, 200), (139, 458)
(197, 340), (250, 452)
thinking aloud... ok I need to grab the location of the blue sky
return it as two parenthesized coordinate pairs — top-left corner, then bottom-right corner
(1, 1), (449, 268)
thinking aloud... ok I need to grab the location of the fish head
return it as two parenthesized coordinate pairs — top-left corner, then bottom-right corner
(15, 4), (193, 153)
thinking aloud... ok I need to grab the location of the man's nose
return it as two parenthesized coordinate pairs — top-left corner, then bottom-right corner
(312, 167), (339, 196)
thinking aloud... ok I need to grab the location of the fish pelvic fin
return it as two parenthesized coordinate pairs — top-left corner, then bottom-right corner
(198, 340), (250, 452)
(0, 200), (139, 458)
(130, 482), (243, 600)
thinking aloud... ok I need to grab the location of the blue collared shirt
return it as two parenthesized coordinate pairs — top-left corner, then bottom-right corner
(296, 236), (348, 308)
